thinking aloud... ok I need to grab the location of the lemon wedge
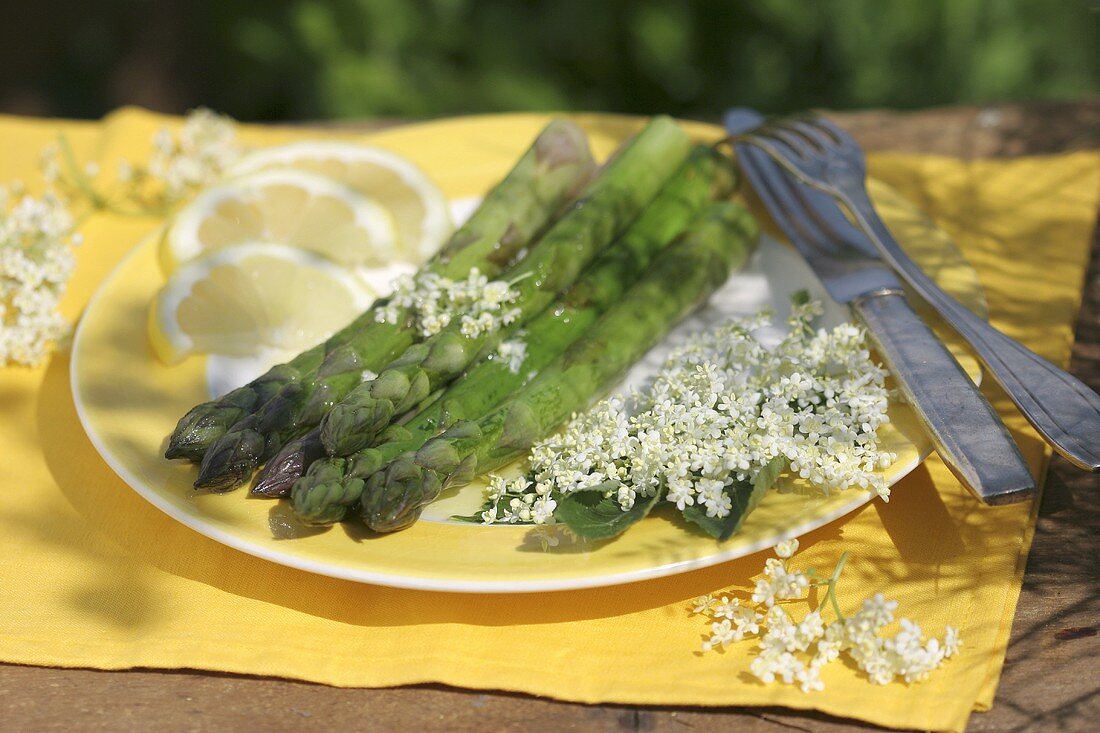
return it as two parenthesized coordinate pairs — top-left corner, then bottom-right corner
(159, 169), (398, 274)
(149, 243), (375, 364)
(225, 141), (452, 261)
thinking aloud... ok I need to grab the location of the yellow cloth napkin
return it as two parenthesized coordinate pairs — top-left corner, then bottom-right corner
(2, 107), (1097, 733)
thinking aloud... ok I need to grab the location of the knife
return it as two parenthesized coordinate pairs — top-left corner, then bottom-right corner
(725, 108), (1035, 505)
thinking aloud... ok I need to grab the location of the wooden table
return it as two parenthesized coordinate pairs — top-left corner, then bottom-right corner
(4, 101), (1098, 732)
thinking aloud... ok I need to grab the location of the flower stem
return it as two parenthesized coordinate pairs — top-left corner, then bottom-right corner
(56, 134), (107, 210)
(818, 550), (850, 620)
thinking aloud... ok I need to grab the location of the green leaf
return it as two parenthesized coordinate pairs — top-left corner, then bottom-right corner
(683, 457), (790, 540)
(449, 512), (486, 524)
(753, 455), (790, 495)
(555, 482), (660, 540)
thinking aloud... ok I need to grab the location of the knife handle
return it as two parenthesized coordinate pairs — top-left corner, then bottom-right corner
(851, 290), (1035, 505)
(841, 184), (1100, 472)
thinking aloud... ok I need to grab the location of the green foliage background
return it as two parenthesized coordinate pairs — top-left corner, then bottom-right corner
(3, 0), (1097, 120)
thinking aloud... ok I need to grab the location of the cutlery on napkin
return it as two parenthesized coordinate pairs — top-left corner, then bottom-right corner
(725, 108), (1035, 505)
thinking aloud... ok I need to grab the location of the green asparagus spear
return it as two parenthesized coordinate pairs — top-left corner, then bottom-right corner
(360, 202), (760, 532)
(285, 145), (738, 523)
(318, 116), (693, 459)
(166, 119), (595, 463)
(189, 122), (596, 490)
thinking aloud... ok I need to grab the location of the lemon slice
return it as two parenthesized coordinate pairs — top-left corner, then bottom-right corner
(149, 243), (375, 364)
(160, 169), (397, 274)
(225, 141), (452, 261)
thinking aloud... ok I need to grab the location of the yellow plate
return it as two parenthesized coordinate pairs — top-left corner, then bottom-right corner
(71, 114), (985, 593)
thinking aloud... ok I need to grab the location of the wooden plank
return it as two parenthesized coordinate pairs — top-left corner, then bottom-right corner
(3, 101), (1097, 733)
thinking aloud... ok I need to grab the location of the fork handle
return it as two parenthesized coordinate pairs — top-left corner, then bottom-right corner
(839, 186), (1100, 472)
(852, 290), (1035, 504)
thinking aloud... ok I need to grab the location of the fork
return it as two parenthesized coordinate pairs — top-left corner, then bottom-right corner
(726, 108), (1033, 504)
(734, 115), (1100, 473)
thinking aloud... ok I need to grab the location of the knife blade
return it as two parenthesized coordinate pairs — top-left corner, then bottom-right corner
(724, 108), (1034, 504)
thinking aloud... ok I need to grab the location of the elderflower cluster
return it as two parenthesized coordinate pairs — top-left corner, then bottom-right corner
(3, 108), (240, 368)
(0, 188), (79, 366)
(144, 108), (240, 201)
(376, 267), (521, 339)
(39, 108), (241, 216)
(692, 540), (961, 693)
(485, 299), (895, 528)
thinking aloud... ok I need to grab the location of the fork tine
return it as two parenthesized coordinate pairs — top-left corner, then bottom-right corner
(772, 156), (871, 253)
(737, 140), (879, 260)
(735, 146), (806, 238)
(806, 116), (864, 158)
(739, 133), (834, 197)
(753, 125), (815, 161)
(812, 116), (856, 144)
(736, 143), (835, 252)
(776, 119), (836, 153)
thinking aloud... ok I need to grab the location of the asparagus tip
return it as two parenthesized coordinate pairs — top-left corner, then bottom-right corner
(193, 428), (266, 493)
(360, 457), (444, 533)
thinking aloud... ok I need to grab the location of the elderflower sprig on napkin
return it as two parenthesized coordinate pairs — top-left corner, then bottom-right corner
(473, 295), (897, 540)
(0, 187), (79, 365)
(692, 540), (961, 692)
(2, 108), (241, 368)
(41, 108), (240, 218)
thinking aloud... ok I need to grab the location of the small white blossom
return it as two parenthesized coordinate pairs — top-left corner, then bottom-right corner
(711, 597), (762, 640)
(944, 626), (962, 658)
(530, 495), (557, 524)
(691, 594), (716, 615)
(495, 337), (527, 374)
(774, 538), (799, 559)
(702, 619), (737, 652)
(752, 558), (810, 608)
(376, 267), (521, 340)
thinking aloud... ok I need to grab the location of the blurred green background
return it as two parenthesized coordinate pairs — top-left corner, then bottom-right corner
(3, 0), (1097, 121)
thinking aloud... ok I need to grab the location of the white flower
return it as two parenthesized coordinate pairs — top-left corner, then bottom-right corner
(495, 337), (527, 374)
(712, 597), (762, 640)
(796, 662), (825, 693)
(752, 558), (810, 608)
(710, 596), (738, 620)
(774, 538), (799, 559)
(859, 593), (898, 628)
(530, 495), (557, 524)
(944, 626), (962, 658)
(702, 619), (737, 652)
(146, 108), (240, 201)
(795, 610), (826, 649)
(750, 649), (803, 685)
(691, 542), (960, 693)
(376, 267), (521, 340)
(751, 576), (777, 607)
(690, 594), (716, 615)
